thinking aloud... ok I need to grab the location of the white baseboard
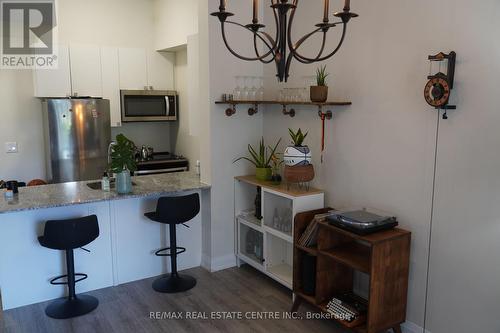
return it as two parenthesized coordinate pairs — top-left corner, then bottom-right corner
(402, 321), (431, 333)
(210, 254), (237, 272)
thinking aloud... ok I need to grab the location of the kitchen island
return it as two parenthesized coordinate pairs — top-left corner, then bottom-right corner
(0, 172), (210, 310)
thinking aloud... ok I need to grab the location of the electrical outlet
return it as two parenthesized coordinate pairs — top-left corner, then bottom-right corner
(5, 142), (18, 153)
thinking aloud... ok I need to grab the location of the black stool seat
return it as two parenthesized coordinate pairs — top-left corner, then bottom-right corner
(144, 193), (200, 293)
(38, 215), (100, 319)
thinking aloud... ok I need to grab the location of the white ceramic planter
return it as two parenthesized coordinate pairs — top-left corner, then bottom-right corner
(284, 145), (312, 166)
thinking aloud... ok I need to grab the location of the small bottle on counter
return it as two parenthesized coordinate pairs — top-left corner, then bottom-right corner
(102, 172), (110, 192)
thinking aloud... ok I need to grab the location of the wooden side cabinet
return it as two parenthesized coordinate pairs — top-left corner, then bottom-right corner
(293, 209), (411, 333)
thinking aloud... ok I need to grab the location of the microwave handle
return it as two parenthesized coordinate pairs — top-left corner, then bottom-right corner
(165, 96), (170, 116)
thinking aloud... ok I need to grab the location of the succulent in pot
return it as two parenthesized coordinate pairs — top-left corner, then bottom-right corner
(310, 65), (329, 103)
(284, 128), (312, 167)
(284, 128), (314, 185)
(109, 134), (137, 194)
(233, 137), (282, 181)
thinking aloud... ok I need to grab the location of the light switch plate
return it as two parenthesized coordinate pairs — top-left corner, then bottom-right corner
(5, 142), (18, 153)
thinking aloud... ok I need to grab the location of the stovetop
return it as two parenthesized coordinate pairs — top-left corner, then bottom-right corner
(136, 152), (188, 166)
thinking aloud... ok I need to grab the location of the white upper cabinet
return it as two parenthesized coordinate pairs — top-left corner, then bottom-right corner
(118, 48), (148, 90)
(101, 47), (121, 127)
(147, 50), (175, 90)
(69, 44), (102, 97)
(33, 45), (72, 98)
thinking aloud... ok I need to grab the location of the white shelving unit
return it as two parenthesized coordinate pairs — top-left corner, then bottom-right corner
(234, 175), (324, 289)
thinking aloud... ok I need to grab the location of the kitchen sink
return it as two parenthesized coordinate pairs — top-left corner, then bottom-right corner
(86, 180), (137, 190)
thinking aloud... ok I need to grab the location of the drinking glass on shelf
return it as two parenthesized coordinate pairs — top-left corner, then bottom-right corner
(294, 88), (302, 102)
(257, 77), (265, 101)
(249, 76), (258, 101)
(284, 88), (292, 102)
(301, 87), (309, 102)
(278, 89), (285, 101)
(233, 76), (243, 101)
(242, 76), (252, 101)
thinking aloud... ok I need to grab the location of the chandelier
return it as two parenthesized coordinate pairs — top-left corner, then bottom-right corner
(211, 0), (358, 82)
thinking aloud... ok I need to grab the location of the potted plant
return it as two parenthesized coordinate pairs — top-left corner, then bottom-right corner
(109, 134), (137, 194)
(270, 153), (284, 185)
(283, 128), (315, 185)
(234, 137), (282, 181)
(310, 65), (329, 103)
(284, 128), (312, 166)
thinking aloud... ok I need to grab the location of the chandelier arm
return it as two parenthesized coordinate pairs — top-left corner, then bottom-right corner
(286, 0), (299, 51)
(225, 20), (278, 52)
(292, 31), (328, 64)
(293, 23), (347, 63)
(253, 33), (277, 64)
(286, 2), (329, 62)
(270, 0), (280, 48)
(219, 21), (276, 61)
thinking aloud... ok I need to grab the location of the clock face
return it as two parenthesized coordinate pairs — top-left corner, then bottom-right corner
(424, 77), (450, 108)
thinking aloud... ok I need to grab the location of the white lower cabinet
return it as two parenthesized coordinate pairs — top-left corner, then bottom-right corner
(234, 176), (324, 289)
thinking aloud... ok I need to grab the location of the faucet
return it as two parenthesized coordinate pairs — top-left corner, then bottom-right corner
(107, 141), (116, 172)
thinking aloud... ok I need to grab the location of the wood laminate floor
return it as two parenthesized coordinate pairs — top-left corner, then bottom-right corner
(0, 265), (350, 333)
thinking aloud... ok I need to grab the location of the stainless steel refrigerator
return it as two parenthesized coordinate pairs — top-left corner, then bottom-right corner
(42, 98), (111, 183)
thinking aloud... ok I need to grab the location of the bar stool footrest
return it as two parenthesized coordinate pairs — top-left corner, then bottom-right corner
(50, 273), (88, 285)
(155, 247), (186, 257)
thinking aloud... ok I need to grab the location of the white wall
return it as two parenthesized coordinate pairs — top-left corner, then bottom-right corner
(259, 0), (500, 331)
(0, 0), (171, 182)
(153, 0), (198, 51)
(202, 0), (265, 270)
(0, 72), (45, 182)
(170, 48), (200, 163)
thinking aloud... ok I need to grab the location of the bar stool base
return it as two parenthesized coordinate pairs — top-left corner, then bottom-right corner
(153, 274), (197, 293)
(45, 295), (99, 319)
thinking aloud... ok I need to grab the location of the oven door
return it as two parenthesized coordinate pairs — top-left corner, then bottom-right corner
(121, 90), (177, 122)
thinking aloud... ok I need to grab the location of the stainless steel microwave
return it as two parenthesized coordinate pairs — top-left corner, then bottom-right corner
(120, 90), (177, 122)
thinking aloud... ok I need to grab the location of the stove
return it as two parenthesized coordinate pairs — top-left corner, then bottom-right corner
(134, 152), (189, 176)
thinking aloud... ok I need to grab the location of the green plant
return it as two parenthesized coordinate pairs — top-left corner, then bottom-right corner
(109, 134), (137, 173)
(233, 137), (282, 168)
(316, 65), (329, 86)
(289, 128), (308, 146)
(270, 152), (284, 172)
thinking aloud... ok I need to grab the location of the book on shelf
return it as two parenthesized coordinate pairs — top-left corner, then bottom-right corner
(298, 211), (335, 247)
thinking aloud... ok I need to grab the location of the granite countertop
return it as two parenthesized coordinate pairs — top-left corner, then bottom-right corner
(0, 172), (210, 215)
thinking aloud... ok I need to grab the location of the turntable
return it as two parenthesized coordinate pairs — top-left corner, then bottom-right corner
(327, 210), (398, 235)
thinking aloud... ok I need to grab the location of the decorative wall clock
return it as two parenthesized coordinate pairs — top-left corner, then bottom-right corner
(424, 51), (456, 119)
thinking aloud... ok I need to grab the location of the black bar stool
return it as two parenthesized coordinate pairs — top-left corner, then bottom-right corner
(38, 215), (100, 319)
(144, 193), (200, 293)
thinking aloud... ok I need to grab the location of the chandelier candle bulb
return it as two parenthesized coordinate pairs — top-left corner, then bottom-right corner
(344, 0), (350, 11)
(323, 0), (329, 22)
(219, 0), (226, 11)
(253, 0), (259, 23)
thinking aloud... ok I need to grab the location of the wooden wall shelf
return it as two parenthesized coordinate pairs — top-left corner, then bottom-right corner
(293, 208), (411, 333)
(215, 100), (352, 118)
